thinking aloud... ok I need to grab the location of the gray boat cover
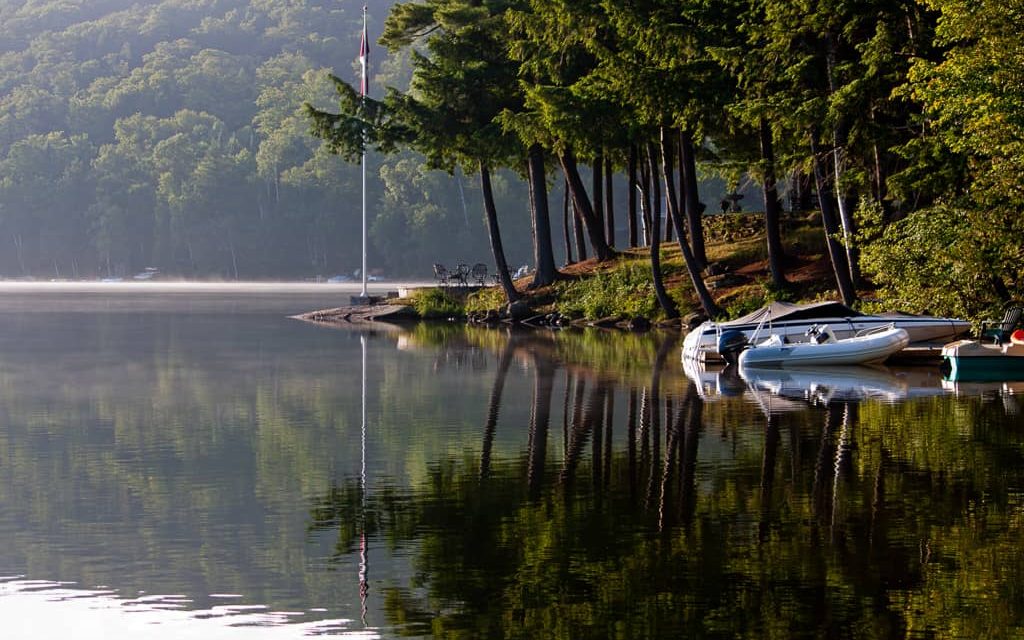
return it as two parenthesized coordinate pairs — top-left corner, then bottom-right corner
(720, 301), (863, 327)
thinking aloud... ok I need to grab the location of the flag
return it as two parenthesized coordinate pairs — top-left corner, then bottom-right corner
(358, 6), (368, 97)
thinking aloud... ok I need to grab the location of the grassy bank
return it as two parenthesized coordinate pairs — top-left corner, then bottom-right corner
(403, 212), (849, 327)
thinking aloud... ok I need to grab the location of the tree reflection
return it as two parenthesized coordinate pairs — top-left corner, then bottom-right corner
(305, 329), (1024, 639)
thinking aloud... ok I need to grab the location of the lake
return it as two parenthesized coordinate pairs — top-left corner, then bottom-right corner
(1, 283), (1023, 639)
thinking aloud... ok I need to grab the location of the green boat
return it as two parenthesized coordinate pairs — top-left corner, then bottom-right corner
(941, 338), (1024, 381)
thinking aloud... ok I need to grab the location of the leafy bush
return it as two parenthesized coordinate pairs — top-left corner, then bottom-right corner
(465, 286), (507, 313)
(554, 262), (662, 319)
(857, 200), (1017, 320)
(411, 288), (464, 318)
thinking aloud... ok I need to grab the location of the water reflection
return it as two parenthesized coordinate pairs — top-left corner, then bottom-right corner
(2, 294), (1024, 638)
(313, 331), (1024, 638)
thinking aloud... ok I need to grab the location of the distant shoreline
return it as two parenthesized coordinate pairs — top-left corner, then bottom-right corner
(0, 280), (432, 294)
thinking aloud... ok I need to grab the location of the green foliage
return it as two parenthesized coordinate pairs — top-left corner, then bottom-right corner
(464, 286), (506, 313)
(411, 287), (464, 318)
(717, 285), (767, 319)
(554, 262), (664, 320)
(859, 200), (1020, 320)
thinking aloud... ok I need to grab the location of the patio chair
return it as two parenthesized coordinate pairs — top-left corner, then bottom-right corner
(452, 263), (469, 286)
(981, 303), (1023, 344)
(470, 263), (489, 286)
(433, 263), (450, 286)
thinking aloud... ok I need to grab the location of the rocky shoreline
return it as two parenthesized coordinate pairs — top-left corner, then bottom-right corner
(295, 298), (701, 332)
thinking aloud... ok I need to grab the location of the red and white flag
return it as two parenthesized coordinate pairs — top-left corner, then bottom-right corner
(358, 6), (368, 97)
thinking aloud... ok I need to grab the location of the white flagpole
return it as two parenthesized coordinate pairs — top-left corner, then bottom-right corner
(360, 5), (368, 299)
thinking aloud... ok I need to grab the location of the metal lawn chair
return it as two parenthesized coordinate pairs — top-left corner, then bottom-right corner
(981, 303), (1023, 344)
(433, 263), (450, 286)
(470, 263), (489, 286)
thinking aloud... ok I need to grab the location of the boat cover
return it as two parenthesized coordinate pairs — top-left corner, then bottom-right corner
(719, 301), (863, 328)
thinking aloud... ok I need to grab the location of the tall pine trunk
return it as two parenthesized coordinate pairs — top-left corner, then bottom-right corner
(643, 142), (678, 319)
(759, 117), (788, 288)
(832, 121), (861, 287)
(649, 149), (662, 245)
(526, 144), (558, 288)
(479, 162), (519, 302)
(679, 130), (707, 268)
(604, 155), (615, 247)
(559, 148), (614, 261)
(639, 152), (652, 246)
(627, 144), (638, 247)
(809, 133), (857, 306)
(573, 201), (588, 262)
(825, 32), (861, 288)
(660, 128), (720, 318)
(592, 151), (605, 243)
(562, 176), (574, 265)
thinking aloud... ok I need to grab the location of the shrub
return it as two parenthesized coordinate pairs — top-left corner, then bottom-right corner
(465, 286), (507, 313)
(554, 262), (662, 319)
(411, 288), (464, 318)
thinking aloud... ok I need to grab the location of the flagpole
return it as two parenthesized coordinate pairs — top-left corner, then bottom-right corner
(360, 4), (368, 299)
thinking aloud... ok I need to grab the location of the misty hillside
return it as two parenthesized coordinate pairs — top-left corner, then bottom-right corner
(0, 0), (529, 279)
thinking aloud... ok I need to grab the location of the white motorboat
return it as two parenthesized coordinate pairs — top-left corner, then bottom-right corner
(734, 324), (910, 368)
(682, 301), (970, 363)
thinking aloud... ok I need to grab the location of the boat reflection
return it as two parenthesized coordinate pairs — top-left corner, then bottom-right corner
(739, 364), (948, 406)
(685, 359), (961, 409)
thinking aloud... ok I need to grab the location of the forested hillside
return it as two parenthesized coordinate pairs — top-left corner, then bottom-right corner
(0, 0), (526, 279)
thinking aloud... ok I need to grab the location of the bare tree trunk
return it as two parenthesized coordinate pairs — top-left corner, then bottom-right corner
(660, 128), (721, 318)
(760, 117), (788, 288)
(639, 153), (652, 246)
(573, 201), (588, 262)
(809, 133), (857, 306)
(559, 148), (615, 261)
(833, 126), (861, 287)
(679, 130), (707, 268)
(649, 148), (662, 245)
(526, 144), (558, 288)
(479, 162), (519, 302)
(825, 33), (861, 287)
(562, 176), (574, 265)
(643, 142), (679, 319)
(604, 155), (615, 248)
(628, 144), (639, 248)
(592, 151), (605, 244)
(872, 140), (893, 225)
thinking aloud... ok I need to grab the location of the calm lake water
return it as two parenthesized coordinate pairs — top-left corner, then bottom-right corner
(1, 283), (1023, 639)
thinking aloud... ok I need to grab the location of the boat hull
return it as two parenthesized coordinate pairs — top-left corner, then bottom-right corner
(684, 315), (969, 363)
(941, 339), (1024, 381)
(737, 327), (910, 368)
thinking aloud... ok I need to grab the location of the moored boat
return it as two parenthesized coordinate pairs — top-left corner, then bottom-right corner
(940, 338), (1024, 381)
(733, 324), (910, 368)
(682, 300), (970, 363)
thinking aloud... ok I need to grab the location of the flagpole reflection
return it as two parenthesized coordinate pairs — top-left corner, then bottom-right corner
(359, 333), (368, 626)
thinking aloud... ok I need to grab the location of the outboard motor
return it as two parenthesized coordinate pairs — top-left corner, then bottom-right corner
(717, 329), (750, 366)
